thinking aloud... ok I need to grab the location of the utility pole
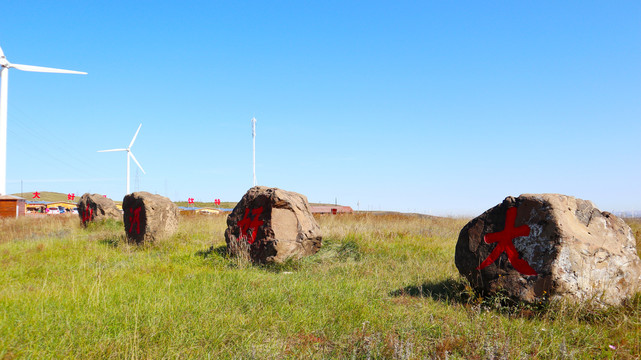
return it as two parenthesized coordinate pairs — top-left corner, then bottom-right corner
(251, 117), (257, 186)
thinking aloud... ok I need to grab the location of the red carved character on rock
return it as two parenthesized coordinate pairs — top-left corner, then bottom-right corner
(477, 206), (537, 276)
(237, 207), (264, 244)
(128, 207), (142, 234)
(82, 208), (93, 224)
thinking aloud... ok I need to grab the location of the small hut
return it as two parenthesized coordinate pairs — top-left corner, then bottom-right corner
(0, 195), (26, 218)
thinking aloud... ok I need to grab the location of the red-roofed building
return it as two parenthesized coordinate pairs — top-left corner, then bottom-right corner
(310, 205), (353, 214)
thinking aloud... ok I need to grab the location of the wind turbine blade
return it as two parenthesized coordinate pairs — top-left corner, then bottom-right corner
(129, 152), (146, 174)
(129, 123), (142, 148)
(9, 63), (87, 75)
(97, 148), (127, 152)
(0, 45), (4, 58)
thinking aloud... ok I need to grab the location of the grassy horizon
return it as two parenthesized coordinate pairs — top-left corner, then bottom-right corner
(1, 214), (639, 359)
(11, 191), (348, 211)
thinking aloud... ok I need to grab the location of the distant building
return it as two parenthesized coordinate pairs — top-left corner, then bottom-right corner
(178, 206), (222, 216)
(310, 205), (353, 215)
(25, 201), (77, 214)
(25, 201), (47, 214)
(47, 201), (77, 211)
(0, 195), (26, 218)
(197, 208), (221, 215)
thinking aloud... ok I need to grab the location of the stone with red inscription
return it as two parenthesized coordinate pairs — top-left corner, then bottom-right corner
(455, 194), (641, 306)
(77, 193), (122, 227)
(122, 191), (179, 244)
(225, 186), (322, 263)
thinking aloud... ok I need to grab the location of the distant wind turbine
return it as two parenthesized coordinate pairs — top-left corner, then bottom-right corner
(98, 124), (145, 195)
(0, 44), (86, 195)
(251, 117), (257, 186)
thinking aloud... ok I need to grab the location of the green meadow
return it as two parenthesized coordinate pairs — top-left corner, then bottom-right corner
(1, 214), (640, 359)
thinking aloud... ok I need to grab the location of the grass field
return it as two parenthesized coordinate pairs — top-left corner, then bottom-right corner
(1, 213), (640, 359)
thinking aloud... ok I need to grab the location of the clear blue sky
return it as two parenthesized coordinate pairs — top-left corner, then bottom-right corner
(1, 1), (639, 215)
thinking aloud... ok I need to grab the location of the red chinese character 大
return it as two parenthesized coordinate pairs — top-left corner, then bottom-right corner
(237, 207), (264, 244)
(477, 207), (537, 276)
(82, 207), (93, 224)
(128, 207), (142, 234)
(32, 191), (41, 199)
(67, 193), (75, 201)
(188, 198), (194, 204)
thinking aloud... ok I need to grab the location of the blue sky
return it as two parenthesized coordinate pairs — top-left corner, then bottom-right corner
(1, 1), (639, 215)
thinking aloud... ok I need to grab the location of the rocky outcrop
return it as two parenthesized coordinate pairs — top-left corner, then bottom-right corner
(77, 193), (122, 226)
(122, 191), (179, 244)
(225, 186), (322, 263)
(456, 193), (641, 306)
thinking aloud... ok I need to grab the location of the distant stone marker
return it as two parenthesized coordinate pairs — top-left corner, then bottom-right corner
(122, 191), (179, 244)
(78, 193), (122, 226)
(225, 186), (322, 263)
(456, 194), (641, 306)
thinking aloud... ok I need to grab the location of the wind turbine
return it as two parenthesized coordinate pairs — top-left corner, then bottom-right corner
(0, 44), (86, 195)
(251, 117), (257, 186)
(98, 124), (146, 195)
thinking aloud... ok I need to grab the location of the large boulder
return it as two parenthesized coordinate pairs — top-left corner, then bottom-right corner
(122, 191), (179, 244)
(77, 193), (122, 226)
(225, 186), (322, 263)
(456, 194), (641, 306)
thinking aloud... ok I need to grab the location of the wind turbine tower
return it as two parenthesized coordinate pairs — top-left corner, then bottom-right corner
(0, 44), (86, 195)
(98, 124), (146, 195)
(251, 117), (257, 186)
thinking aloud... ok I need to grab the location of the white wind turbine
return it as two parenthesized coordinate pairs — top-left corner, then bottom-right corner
(98, 124), (146, 195)
(0, 44), (86, 195)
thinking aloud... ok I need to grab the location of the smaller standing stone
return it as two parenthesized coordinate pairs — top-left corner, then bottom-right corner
(77, 193), (122, 226)
(122, 191), (179, 244)
(225, 186), (322, 263)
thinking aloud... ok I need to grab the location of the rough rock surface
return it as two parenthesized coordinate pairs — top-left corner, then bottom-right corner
(77, 193), (122, 226)
(122, 191), (179, 244)
(456, 193), (641, 306)
(225, 186), (322, 263)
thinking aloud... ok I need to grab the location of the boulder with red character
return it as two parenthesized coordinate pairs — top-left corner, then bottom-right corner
(224, 186), (322, 263)
(123, 191), (179, 244)
(455, 193), (641, 306)
(77, 193), (121, 227)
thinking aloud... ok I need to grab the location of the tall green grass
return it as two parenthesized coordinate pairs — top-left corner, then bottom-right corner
(0, 213), (639, 359)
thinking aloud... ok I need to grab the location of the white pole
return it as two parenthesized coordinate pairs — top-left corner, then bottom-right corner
(126, 152), (131, 195)
(0, 67), (8, 195)
(252, 117), (257, 186)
